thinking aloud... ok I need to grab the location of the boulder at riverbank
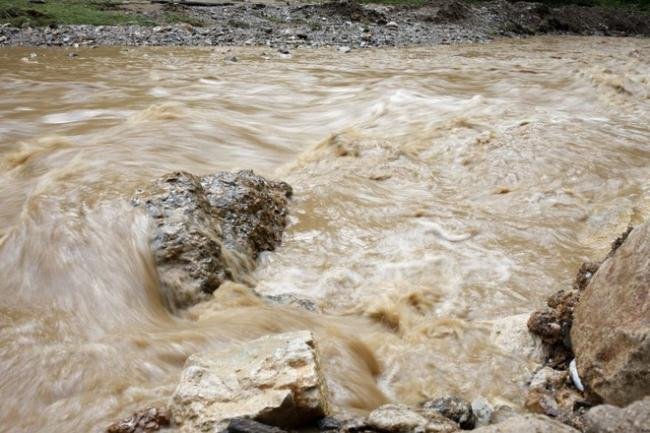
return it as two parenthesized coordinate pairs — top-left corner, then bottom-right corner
(170, 331), (329, 432)
(524, 222), (649, 426)
(132, 170), (291, 310)
(571, 222), (650, 406)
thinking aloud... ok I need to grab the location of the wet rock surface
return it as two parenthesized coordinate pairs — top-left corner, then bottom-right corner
(422, 396), (476, 429)
(525, 367), (587, 427)
(1, 1), (649, 48)
(366, 403), (459, 433)
(471, 414), (580, 432)
(490, 313), (546, 364)
(132, 170), (291, 310)
(581, 397), (650, 433)
(199, 170), (292, 258)
(571, 222), (650, 406)
(106, 407), (170, 433)
(170, 331), (329, 432)
(225, 418), (289, 433)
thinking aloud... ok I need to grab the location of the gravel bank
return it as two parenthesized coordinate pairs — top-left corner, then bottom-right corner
(0, 0), (648, 48)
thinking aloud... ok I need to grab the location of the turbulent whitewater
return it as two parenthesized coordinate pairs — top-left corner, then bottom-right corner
(0, 36), (649, 433)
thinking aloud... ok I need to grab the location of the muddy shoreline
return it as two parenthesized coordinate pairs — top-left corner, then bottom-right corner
(1, 0), (648, 48)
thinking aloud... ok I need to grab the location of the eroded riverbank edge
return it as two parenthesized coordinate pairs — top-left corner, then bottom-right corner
(1, 0), (649, 48)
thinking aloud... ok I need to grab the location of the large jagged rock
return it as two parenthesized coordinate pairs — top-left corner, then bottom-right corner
(170, 331), (329, 433)
(132, 170), (291, 310)
(571, 222), (650, 406)
(366, 404), (458, 433)
(581, 397), (650, 433)
(471, 414), (580, 433)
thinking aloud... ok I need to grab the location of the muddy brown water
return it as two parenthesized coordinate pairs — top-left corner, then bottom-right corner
(0, 37), (649, 433)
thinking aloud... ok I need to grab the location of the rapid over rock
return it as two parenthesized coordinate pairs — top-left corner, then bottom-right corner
(132, 170), (292, 310)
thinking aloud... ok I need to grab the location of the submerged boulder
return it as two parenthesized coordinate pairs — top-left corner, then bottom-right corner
(170, 331), (329, 432)
(571, 222), (650, 406)
(366, 404), (458, 433)
(581, 397), (650, 433)
(132, 170), (291, 310)
(471, 414), (580, 433)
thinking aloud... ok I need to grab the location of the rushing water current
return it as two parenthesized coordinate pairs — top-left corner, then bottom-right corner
(1, 37), (649, 433)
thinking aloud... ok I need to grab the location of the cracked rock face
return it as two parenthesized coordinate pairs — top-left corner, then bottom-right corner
(170, 331), (329, 433)
(132, 170), (291, 310)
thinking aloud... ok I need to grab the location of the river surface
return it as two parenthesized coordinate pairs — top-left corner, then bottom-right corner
(1, 37), (649, 433)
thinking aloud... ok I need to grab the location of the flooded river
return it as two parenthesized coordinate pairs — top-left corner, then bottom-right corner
(1, 37), (649, 433)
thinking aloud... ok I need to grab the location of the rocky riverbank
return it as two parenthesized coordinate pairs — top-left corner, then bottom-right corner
(106, 167), (649, 433)
(1, 0), (649, 48)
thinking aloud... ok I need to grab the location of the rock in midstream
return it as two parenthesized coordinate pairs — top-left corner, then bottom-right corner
(132, 170), (292, 310)
(571, 221), (649, 406)
(170, 331), (329, 432)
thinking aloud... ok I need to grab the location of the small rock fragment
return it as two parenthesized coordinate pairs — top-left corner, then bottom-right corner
(488, 405), (516, 425)
(490, 313), (546, 363)
(525, 367), (585, 423)
(226, 418), (288, 433)
(366, 404), (458, 433)
(471, 398), (493, 427)
(423, 396), (476, 429)
(106, 407), (170, 433)
(317, 416), (342, 431)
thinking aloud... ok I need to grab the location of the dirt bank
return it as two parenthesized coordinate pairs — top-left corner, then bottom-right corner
(0, 0), (648, 48)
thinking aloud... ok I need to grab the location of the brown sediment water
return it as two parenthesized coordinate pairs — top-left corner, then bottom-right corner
(0, 36), (649, 433)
